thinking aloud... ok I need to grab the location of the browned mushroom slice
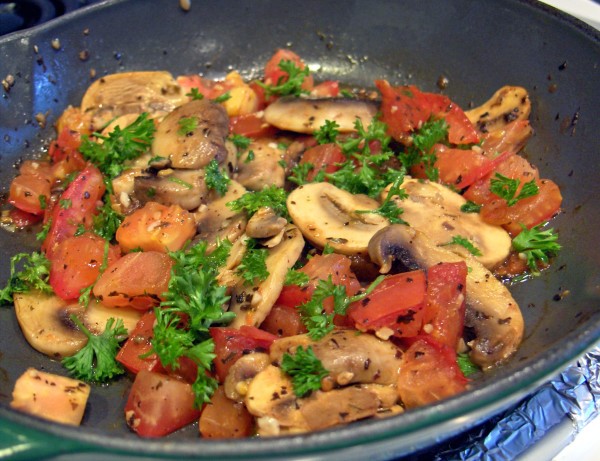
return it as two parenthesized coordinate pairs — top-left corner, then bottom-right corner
(228, 225), (304, 328)
(80, 71), (187, 130)
(263, 96), (378, 134)
(14, 291), (141, 358)
(368, 225), (524, 369)
(245, 207), (287, 240)
(223, 352), (271, 401)
(133, 168), (208, 210)
(287, 182), (389, 255)
(384, 177), (512, 269)
(270, 330), (402, 386)
(465, 86), (531, 134)
(234, 139), (286, 191)
(152, 99), (229, 169)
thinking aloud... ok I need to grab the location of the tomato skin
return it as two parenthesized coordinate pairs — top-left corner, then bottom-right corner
(299, 143), (346, 182)
(116, 311), (163, 374)
(93, 251), (173, 310)
(276, 253), (361, 326)
(347, 270), (426, 338)
(310, 80), (340, 98)
(125, 370), (200, 437)
(49, 234), (120, 300)
(42, 164), (105, 258)
(176, 75), (232, 100)
(9, 208), (42, 227)
(260, 304), (308, 337)
(8, 172), (52, 216)
(422, 262), (467, 350)
(397, 336), (468, 409)
(229, 113), (277, 138)
(116, 202), (196, 253)
(210, 326), (277, 382)
(199, 386), (254, 438)
(375, 80), (479, 145)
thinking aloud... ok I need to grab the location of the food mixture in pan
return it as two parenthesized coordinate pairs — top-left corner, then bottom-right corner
(2, 49), (562, 437)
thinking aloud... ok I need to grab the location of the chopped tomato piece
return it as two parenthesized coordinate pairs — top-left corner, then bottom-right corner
(49, 234), (120, 300)
(116, 202), (196, 253)
(176, 75), (233, 100)
(116, 311), (163, 375)
(397, 336), (469, 409)
(348, 270), (426, 338)
(8, 172), (52, 216)
(422, 262), (467, 349)
(210, 326), (277, 382)
(199, 386), (254, 438)
(375, 80), (479, 145)
(264, 49), (313, 93)
(229, 113), (277, 138)
(432, 145), (511, 189)
(9, 208), (42, 227)
(260, 304), (307, 337)
(42, 164), (105, 258)
(124, 370), (200, 437)
(310, 80), (340, 98)
(276, 253), (361, 326)
(299, 143), (346, 182)
(93, 251), (173, 310)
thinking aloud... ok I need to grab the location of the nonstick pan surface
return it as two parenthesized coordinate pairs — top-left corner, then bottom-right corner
(0, 0), (599, 459)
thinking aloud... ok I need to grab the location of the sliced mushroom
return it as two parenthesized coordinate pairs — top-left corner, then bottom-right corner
(133, 168), (208, 210)
(234, 139), (286, 191)
(264, 96), (378, 134)
(465, 86), (531, 134)
(14, 291), (141, 358)
(245, 364), (398, 435)
(228, 225), (304, 327)
(287, 182), (389, 255)
(385, 177), (512, 269)
(270, 330), (402, 386)
(368, 225), (524, 369)
(223, 352), (270, 401)
(152, 99), (229, 169)
(194, 180), (247, 250)
(245, 207), (287, 239)
(80, 71), (186, 130)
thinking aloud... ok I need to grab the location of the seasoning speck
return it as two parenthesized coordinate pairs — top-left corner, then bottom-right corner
(2, 74), (15, 93)
(180, 0), (191, 11)
(51, 38), (61, 50)
(79, 50), (90, 61)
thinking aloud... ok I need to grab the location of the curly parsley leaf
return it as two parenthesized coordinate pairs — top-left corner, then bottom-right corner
(314, 120), (340, 145)
(237, 239), (269, 286)
(62, 316), (128, 383)
(457, 352), (479, 377)
(512, 224), (561, 275)
(93, 199), (123, 241)
(460, 201), (482, 213)
(80, 113), (155, 181)
(205, 159), (230, 196)
(226, 185), (289, 219)
(186, 88), (204, 100)
(212, 91), (231, 103)
(257, 60), (310, 98)
(284, 269), (310, 287)
(177, 116), (199, 136)
(229, 133), (252, 153)
(489, 173), (539, 207)
(0, 252), (52, 304)
(441, 235), (483, 257)
(398, 118), (448, 181)
(355, 172), (408, 224)
(280, 345), (329, 398)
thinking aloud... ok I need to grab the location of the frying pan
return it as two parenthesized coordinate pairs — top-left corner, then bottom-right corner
(0, 0), (599, 459)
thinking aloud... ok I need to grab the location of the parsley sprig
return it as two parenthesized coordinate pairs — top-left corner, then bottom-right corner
(151, 240), (233, 406)
(490, 173), (539, 206)
(0, 252), (52, 304)
(441, 235), (483, 257)
(79, 113), (155, 181)
(236, 239), (269, 286)
(205, 159), (230, 196)
(280, 345), (328, 397)
(512, 224), (561, 275)
(398, 118), (448, 181)
(227, 185), (289, 219)
(257, 60), (310, 98)
(62, 316), (128, 383)
(299, 275), (384, 340)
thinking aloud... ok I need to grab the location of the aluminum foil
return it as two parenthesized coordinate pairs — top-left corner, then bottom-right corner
(422, 346), (600, 460)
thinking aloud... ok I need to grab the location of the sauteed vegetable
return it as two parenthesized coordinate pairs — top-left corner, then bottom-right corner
(2, 49), (562, 437)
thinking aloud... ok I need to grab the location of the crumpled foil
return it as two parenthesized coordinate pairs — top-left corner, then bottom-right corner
(413, 346), (600, 461)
